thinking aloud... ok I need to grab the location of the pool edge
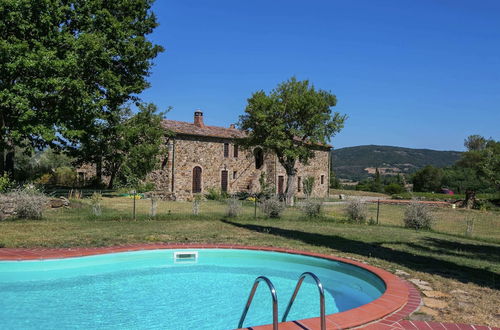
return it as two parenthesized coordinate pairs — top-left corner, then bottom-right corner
(0, 243), (419, 329)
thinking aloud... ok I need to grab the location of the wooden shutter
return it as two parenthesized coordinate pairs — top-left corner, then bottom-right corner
(192, 167), (202, 193)
(223, 143), (229, 157)
(221, 170), (228, 192)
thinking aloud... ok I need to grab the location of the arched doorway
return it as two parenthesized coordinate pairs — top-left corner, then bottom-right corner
(254, 148), (264, 169)
(192, 166), (202, 193)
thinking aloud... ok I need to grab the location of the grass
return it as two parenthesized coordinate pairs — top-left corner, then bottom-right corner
(330, 189), (389, 197)
(0, 197), (499, 326)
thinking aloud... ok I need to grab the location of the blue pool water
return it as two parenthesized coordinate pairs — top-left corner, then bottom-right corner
(0, 249), (385, 329)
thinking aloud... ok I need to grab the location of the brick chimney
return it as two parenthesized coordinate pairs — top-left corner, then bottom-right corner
(194, 109), (204, 127)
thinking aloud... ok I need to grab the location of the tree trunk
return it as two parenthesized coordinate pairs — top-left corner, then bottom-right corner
(0, 146), (4, 176)
(464, 189), (476, 209)
(107, 170), (116, 189)
(5, 148), (14, 176)
(96, 158), (103, 185)
(0, 114), (4, 175)
(284, 167), (297, 206)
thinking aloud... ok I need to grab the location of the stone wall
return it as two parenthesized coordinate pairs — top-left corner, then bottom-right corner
(160, 135), (330, 200)
(274, 149), (330, 198)
(0, 195), (15, 220)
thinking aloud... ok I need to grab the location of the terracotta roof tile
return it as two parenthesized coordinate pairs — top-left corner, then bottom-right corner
(162, 119), (332, 148)
(162, 119), (246, 139)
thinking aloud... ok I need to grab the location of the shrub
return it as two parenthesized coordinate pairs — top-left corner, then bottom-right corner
(135, 181), (156, 193)
(345, 199), (367, 223)
(403, 203), (433, 230)
(150, 195), (158, 217)
(90, 192), (102, 216)
(0, 173), (14, 193)
(192, 194), (202, 215)
(301, 199), (322, 217)
(226, 197), (242, 217)
(205, 188), (228, 201)
(35, 173), (52, 185)
(9, 188), (49, 219)
(260, 197), (285, 218)
(384, 183), (405, 195)
(303, 176), (315, 197)
(52, 167), (77, 186)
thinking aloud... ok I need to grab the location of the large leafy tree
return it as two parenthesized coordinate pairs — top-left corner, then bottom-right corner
(239, 77), (346, 205)
(0, 0), (163, 176)
(95, 103), (169, 189)
(412, 165), (444, 192)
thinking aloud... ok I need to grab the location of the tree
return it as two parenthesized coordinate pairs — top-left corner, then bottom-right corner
(330, 170), (341, 189)
(464, 135), (487, 151)
(370, 168), (383, 192)
(239, 77), (346, 205)
(412, 165), (443, 192)
(97, 103), (168, 189)
(0, 0), (163, 176)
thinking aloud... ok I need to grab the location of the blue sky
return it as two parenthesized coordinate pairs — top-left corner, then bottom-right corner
(139, 0), (500, 151)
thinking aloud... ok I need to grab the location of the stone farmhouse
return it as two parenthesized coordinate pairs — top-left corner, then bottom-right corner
(146, 110), (332, 201)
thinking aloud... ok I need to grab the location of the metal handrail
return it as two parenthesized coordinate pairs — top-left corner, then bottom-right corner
(282, 272), (326, 330)
(238, 276), (278, 330)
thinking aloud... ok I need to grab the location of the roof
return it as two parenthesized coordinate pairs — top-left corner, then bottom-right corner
(162, 119), (332, 148)
(162, 119), (246, 139)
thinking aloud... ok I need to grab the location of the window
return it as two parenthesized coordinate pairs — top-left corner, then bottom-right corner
(221, 170), (228, 192)
(192, 166), (202, 193)
(321, 175), (325, 184)
(233, 171), (237, 179)
(233, 144), (238, 158)
(223, 143), (229, 157)
(297, 176), (301, 192)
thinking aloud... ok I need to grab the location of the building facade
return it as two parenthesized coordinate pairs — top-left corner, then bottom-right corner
(149, 110), (331, 201)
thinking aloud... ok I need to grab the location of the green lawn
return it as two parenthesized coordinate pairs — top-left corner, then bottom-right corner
(0, 197), (499, 326)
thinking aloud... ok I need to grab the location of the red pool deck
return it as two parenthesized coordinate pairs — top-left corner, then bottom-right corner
(0, 244), (496, 330)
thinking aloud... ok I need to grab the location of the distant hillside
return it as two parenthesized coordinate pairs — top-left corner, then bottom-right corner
(331, 145), (462, 181)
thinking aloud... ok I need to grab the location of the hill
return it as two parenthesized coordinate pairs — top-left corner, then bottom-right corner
(331, 145), (462, 181)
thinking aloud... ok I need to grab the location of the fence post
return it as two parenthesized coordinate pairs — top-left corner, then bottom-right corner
(376, 199), (380, 225)
(254, 194), (257, 219)
(133, 190), (137, 220)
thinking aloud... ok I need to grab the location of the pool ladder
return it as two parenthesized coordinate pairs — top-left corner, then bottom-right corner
(237, 272), (326, 330)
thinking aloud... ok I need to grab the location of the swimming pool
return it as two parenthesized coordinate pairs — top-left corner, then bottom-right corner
(0, 247), (398, 329)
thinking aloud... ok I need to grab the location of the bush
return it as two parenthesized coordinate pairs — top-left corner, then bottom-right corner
(90, 192), (102, 216)
(52, 167), (77, 186)
(384, 183), (405, 195)
(35, 173), (52, 185)
(9, 187), (49, 219)
(0, 173), (14, 193)
(205, 188), (228, 201)
(192, 194), (202, 215)
(226, 197), (242, 217)
(260, 197), (285, 218)
(345, 199), (367, 223)
(301, 199), (322, 217)
(403, 203), (433, 230)
(303, 176), (315, 197)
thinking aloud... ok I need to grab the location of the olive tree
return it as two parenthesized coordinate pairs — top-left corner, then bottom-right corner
(239, 77), (346, 205)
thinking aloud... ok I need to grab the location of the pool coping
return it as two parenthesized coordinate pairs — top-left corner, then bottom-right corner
(0, 243), (418, 329)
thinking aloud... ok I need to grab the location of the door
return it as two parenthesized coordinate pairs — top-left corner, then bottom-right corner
(221, 170), (228, 192)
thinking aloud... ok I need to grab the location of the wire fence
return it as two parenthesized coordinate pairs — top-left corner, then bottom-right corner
(55, 192), (500, 242)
